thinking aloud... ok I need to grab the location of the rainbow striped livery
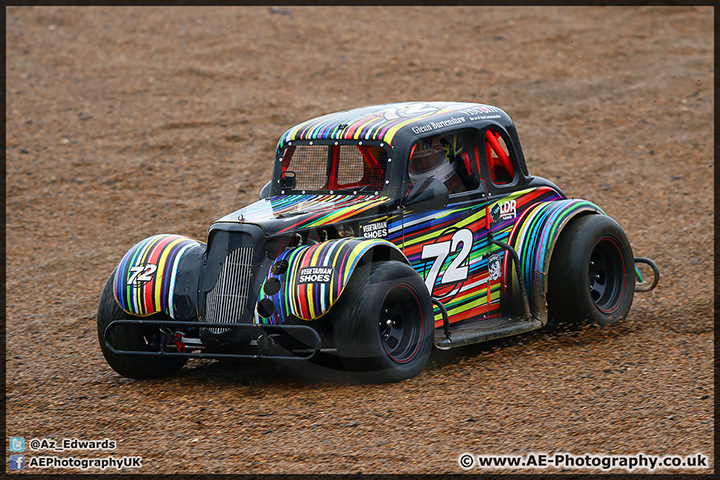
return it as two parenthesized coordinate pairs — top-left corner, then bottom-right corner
(99, 101), (658, 382)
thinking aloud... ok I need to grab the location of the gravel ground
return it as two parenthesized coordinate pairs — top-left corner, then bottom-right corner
(5, 6), (714, 474)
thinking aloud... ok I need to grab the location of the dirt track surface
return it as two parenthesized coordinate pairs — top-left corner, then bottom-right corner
(5, 6), (714, 474)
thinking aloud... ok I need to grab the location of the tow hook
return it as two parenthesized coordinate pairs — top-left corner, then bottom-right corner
(634, 257), (660, 292)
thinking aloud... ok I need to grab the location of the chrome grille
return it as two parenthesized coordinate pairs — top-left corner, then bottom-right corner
(205, 246), (254, 333)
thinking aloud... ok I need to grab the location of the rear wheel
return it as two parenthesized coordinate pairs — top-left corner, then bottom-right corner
(333, 261), (433, 383)
(548, 215), (634, 326)
(97, 270), (187, 379)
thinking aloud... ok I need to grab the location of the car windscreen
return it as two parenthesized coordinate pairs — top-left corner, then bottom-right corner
(276, 143), (390, 194)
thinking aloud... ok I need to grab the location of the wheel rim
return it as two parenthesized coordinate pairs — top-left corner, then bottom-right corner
(588, 236), (626, 313)
(378, 284), (424, 364)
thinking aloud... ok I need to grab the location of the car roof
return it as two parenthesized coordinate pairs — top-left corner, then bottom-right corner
(277, 101), (514, 151)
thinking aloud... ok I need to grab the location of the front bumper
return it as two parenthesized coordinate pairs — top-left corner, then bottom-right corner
(104, 319), (322, 360)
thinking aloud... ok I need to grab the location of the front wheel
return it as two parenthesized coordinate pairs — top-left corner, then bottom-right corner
(548, 214), (635, 326)
(97, 270), (187, 379)
(333, 261), (434, 383)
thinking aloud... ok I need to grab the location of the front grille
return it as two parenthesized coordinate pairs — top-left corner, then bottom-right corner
(205, 246), (254, 333)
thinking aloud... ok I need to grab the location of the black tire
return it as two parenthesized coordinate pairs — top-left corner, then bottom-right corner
(548, 214), (635, 326)
(97, 270), (187, 379)
(332, 261), (434, 383)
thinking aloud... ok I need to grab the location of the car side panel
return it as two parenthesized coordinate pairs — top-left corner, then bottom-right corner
(401, 186), (562, 327)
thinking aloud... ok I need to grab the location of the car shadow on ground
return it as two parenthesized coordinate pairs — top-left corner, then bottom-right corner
(161, 354), (359, 387)
(126, 317), (642, 389)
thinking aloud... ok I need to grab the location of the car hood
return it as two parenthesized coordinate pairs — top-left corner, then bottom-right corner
(213, 194), (394, 235)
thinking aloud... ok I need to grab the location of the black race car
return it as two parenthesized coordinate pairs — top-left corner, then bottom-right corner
(98, 102), (659, 382)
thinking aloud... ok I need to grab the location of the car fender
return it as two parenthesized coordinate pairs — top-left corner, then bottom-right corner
(504, 199), (605, 323)
(254, 237), (409, 323)
(113, 234), (206, 319)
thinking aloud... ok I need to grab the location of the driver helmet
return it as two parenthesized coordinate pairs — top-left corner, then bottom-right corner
(409, 137), (463, 191)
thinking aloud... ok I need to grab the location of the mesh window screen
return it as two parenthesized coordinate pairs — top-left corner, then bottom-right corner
(286, 145), (328, 190)
(282, 144), (389, 192)
(337, 145), (365, 185)
(361, 145), (389, 191)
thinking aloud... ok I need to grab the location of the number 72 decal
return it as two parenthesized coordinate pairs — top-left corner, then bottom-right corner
(127, 264), (158, 285)
(420, 228), (473, 293)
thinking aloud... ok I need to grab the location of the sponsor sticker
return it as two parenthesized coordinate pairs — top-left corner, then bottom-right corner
(490, 200), (517, 225)
(360, 219), (388, 239)
(500, 199), (517, 220)
(488, 254), (502, 281)
(297, 267), (334, 284)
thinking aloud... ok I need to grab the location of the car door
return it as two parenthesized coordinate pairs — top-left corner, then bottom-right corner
(401, 129), (501, 328)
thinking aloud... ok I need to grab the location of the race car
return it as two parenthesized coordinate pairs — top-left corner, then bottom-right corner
(97, 101), (659, 383)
